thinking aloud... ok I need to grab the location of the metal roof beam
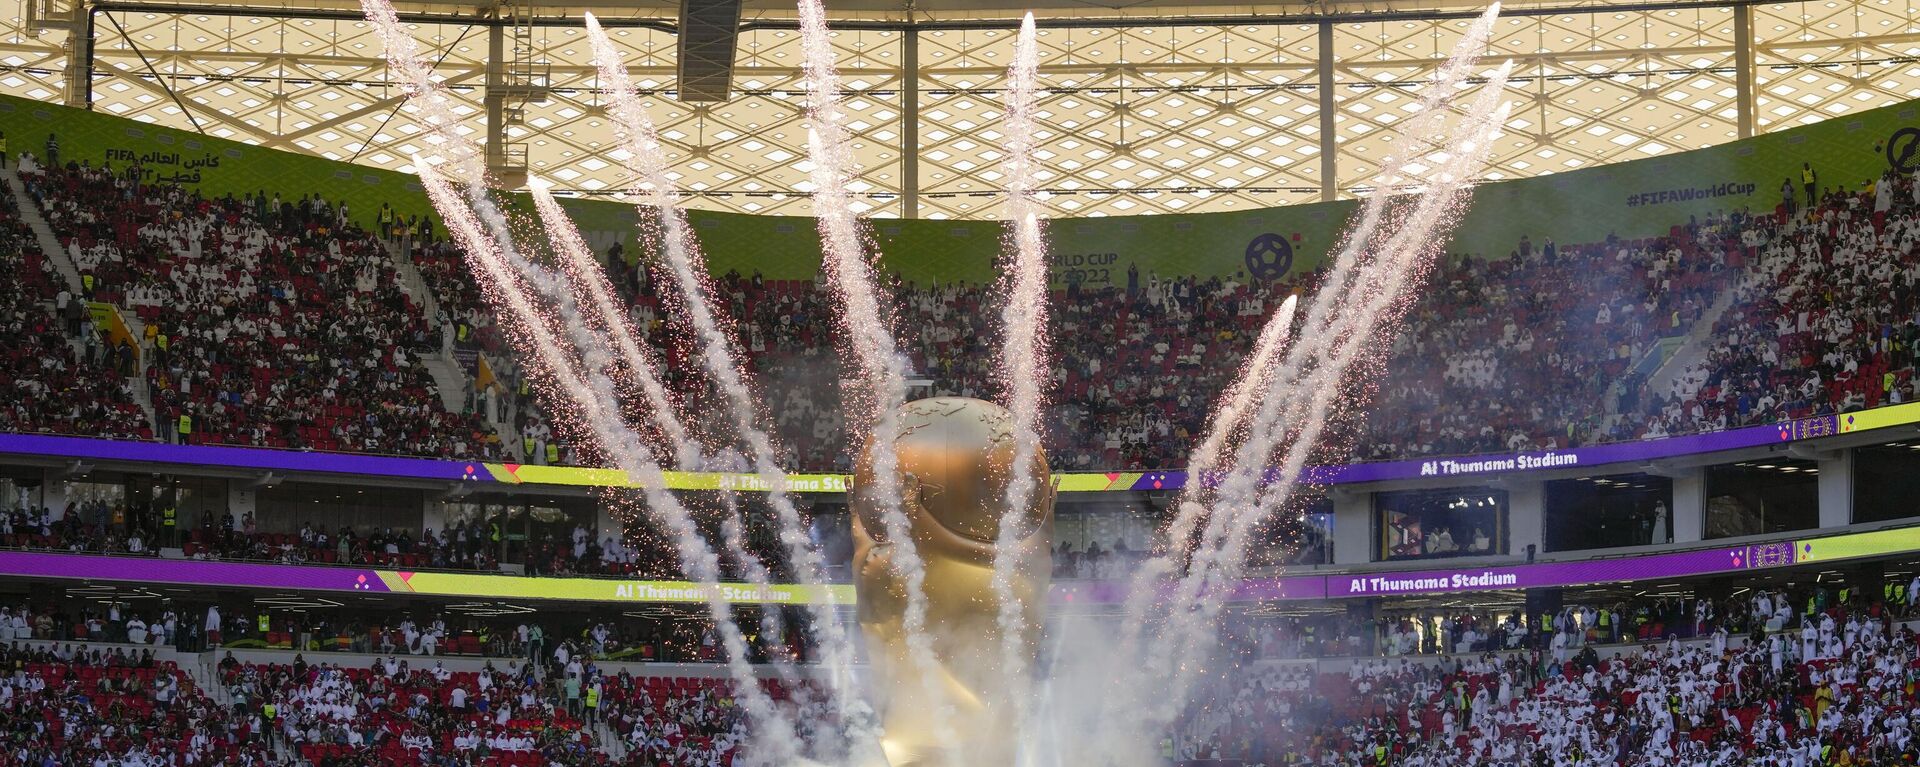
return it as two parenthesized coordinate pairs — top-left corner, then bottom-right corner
(676, 0), (741, 102)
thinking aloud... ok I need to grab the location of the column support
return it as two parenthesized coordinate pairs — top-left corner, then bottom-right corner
(1317, 21), (1337, 202)
(901, 27), (920, 218)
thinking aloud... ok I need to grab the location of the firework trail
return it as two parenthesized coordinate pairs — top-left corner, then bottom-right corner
(415, 160), (806, 761)
(1213, 91), (1517, 587)
(1109, 3), (1507, 666)
(1073, 42), (1513, 767)
(1090, 295), (1300, 702)
(1115, 293), (1300, 619)
(988, 13), (1052, 754)
(361, 0), (808, 756)
(1189, 296), (1302, 493)
(1141, 67), (1517, 735)
(1189, 64), (1516, 609)
(581, 13), (879, 751)
(527, 180), (698, 467)
(361, 0), (482, 181)
(1286, 3), (1505, 352)
(715, 487), (790, 662)
(1093, 36), (1505, 740)
(796, 0), (957, 752)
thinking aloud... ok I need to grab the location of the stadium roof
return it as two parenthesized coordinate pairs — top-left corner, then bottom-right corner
(3, 0), (1915, 218)
(81, 0), (1754, 24)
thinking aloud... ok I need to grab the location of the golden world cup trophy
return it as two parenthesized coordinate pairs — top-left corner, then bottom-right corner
(851, 397), (1055, 767)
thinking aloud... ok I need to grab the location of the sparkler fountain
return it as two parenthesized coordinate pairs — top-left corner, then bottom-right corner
(363, 0), (1515, 761)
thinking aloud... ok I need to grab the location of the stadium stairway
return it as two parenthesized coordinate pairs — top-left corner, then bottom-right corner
(423, 348), (476, 415)
(1643, 282), (1741, 406)
(375, 237), (476, 416)
(2, 166), (82, 295)
(594, 719), (629, 760)
(477, 350), (526, 459)
(377, 237), (445, 331)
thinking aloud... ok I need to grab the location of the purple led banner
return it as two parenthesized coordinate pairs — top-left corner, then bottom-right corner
(0, 537), (1825, 602)
(1051, 541), (1805, 603)
(1323, 540), (1797, 597)
(0, 433), (483, 482)
(1128, 414), (1835, 491)
(0, 411), (1853, 492)
(0, 549), (392, 593)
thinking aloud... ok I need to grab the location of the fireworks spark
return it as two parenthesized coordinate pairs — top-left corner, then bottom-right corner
(582, 13), (879, 751)
(989, 13), (1054, 754)
(796, 0), (957, 753)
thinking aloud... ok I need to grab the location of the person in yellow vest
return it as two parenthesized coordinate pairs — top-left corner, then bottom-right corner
(0, 131), (10, 169)
(257, 612), (270, 637)
(161, 506), (177, 548)
(1802, 162), (1818, 208)
(584, 680), (601, 724)
(377, 203), (395, 243)
(80, 271), (95, 298)
(521, 435), (535, 460)
(545, 441), (561, 465)
(262, 699), (279, 747)
(176, 412), (192, 445)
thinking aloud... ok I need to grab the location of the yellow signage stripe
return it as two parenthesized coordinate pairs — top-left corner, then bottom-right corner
(483, 464), (1130, 493)
(386, 571), (856, 605)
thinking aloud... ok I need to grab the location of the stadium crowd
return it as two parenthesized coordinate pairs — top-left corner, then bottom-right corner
(3, 136), (1919, 476)
(0, 179), (149, 442)
(1644, 171), (1920, 438)
(219, 654), (603, 766)
(19, 157), (500, 460)
(0, 578), (1908, 765)
(0, 642), (284, 767)
(1183, 583), (1920, 766)
(415, 157), (1920, 473)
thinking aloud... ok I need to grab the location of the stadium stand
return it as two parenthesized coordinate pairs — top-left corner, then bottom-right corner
(19, 159), (500, 460)
(6, 139), (1920, 476)
(1184, 597), (1912, 766)
(0, 643), (276, 767)
(1647, 171), (1920, 437)
(1356, 220), (1735, 459)
(0, 178), (150, 441)
(220, 656), (600, 766)
(466, 163), (1920, 472)
(0, 580), (1906, 764)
